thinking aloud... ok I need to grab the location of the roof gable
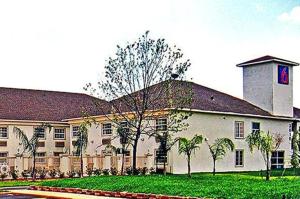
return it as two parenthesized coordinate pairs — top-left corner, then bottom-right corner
(237, 55), (299, 67)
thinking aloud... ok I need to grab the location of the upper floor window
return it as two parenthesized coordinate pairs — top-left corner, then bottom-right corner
(54, 128), (65, 139)
(252, 122), (260, 133)
(72, 126), (79, 137)
(234, 121), (244, 139)
(34, 127), (45, 139)
(156, 118), (167, 132)
(120, 121), (130, 133)
(102, 123), (112, 135)
(0, 127), (8, 139)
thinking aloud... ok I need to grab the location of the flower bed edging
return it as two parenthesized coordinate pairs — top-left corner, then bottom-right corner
(29, 186), (203, 199)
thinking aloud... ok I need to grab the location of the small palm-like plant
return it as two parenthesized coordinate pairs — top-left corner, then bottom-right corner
(246, 131), (283, 181)
(205, 138), (234, 175)
(73, 121), (91, 178)
(178, 134), (203, 178)
(13, 123), (52, 181)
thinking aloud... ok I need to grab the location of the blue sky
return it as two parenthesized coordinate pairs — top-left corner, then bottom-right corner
(0, 0), (300, 107)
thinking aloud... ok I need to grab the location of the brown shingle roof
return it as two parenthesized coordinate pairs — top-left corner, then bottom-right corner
(294, 107), (300, 119)
(237, 55), (299, 67)
(0, 87), (110, 122)
(188, 82), (273, 116)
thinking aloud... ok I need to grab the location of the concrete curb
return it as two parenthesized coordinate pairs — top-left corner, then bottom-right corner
(29, 185), (202, 199)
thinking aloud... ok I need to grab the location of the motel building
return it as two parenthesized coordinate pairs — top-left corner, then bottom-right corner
(0, 55), (300, 175)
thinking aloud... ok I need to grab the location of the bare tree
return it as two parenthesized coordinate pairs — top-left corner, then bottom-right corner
(86, 31), (192, 172)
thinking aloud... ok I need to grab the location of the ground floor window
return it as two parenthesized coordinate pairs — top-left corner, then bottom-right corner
(155, 149), (168, 165)
(271, 151), (284, 169)
(235, 149), (244, 167)
(36, 152), (46, 163)
(0, 152), (8, 164)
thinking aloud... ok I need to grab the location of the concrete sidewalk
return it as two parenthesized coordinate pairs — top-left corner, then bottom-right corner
(8, 189), (125, 199)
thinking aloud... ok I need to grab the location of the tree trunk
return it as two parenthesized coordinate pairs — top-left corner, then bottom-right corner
(132, 140), (138, 174)
(121, 148), (125, 175)
(80, 151), (83, 178)
(266, 153), (270, 181)
(32, 152), (36, 181)
(187, 154), (191, 178)
(213, 159), (216, 176)
(163, 156), (167, 176)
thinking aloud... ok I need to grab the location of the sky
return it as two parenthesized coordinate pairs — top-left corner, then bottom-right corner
(0, 0), (300, 107)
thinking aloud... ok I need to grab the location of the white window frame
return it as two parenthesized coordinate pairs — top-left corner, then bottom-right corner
(155, 118), (168, 132)
(102, 123), (112, 135)
(72, 126), (79, 137)
(0, 152), (8, 164)
(235, 149), (244, 167)
(271, 151), (285, 169)
(234, 121), (244, 139)
(34, 127), (46, 139)
(54, 128), (65, 140)
(252, 122), (260, 133)
(155, 149), (168, 165)
(36, 152), (46, 163)
(0, 127), (8, 139)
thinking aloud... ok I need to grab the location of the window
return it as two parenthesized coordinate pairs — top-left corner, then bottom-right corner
(34, 127), (45, 139)
(102, 123), (112, 135)
(36, 152), (46, 163)
(0, 141), (7, 147)
(252, 122), (260, 133)
(156, 118), (167, 132)
(55, 142), (65, 148)
(54, 128), (65, 139)
(0, 127), (8, 138)
(235, 121), (244, 138)
(271, 151), (284, 169)
(37, 142), (45, 147)
(0, 152), (8, 164)
(235, 150), (244, 167)
(72, 126), (79, 137)
(155, 149), (167, 164)
(120, 121), (130, 133)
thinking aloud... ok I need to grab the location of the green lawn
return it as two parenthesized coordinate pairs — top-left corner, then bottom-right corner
(0, 180), (41, 188)
(40, 169), (300, 199)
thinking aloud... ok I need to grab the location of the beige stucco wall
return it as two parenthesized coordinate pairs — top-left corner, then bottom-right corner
(0, 121), (70, 162)
(170, 112), (292, 174)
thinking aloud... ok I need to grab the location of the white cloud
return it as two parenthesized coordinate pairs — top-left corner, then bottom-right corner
(278, 6), (300, 24)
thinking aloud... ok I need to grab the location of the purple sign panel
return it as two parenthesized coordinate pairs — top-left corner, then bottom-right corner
(278, 65), (289, 85)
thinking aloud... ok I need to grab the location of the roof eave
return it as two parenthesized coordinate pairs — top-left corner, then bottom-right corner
(237, 59), (299, 67)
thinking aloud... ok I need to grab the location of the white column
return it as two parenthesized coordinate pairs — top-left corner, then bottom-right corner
(103, 155), (111, 170)
(59, 155), (71, 173)
(15, 155), (24, 172)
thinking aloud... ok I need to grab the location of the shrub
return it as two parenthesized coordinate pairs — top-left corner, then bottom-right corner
(149, 167), (156, 175)
(58, 171), (65, 178)
(48, 169), (57, 178)
(66, 171), (76, 178)
(140, 167), (148, 175)
(102, 169), (110, 175)
(0, 172), (8, 181)
(38, 169), (47, 179)
(75, 170), (82, 177)
(93, 168), (102, 176)
(110, 167), (118, 175)
(10, 170), (19, 180)
(86, 167), (93, 177)
(125, 167), (133, 175)
(21, 170), (31, 179)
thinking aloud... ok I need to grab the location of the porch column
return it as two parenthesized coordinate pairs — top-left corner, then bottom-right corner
(15, 154), (24, 172)
(59, 155), (71, 173)
(146, 153), (154, 169)
(103, 154), (111, 170)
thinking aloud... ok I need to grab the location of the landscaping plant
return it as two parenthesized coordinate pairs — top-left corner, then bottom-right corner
(205, 137), (235, 175)
(178, 134), (203, 178)
(246, 131), (283, 181)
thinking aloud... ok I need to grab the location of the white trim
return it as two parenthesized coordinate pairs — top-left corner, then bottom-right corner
(0, 119), (68, 125)
(237, 59), (299, 67)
